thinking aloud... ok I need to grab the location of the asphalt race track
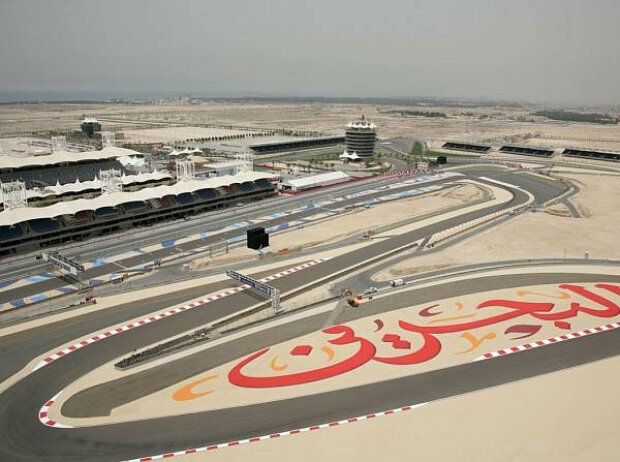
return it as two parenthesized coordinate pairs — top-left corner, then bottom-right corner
(0, 174), (456, 305)
(3, 167), (613, 462)
(64, 271), (620, 417)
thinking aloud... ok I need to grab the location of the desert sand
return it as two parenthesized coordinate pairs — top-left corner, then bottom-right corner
(2, 101), (619, 151)
(375, 171), (620, 280)
(179, 354), (620, 462)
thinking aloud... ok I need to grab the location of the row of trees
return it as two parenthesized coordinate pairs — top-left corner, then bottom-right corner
(534, 110), (618, 125)
(387, 110), (448, 118)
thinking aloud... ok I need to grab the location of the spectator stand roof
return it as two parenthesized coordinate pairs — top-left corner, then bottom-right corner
(562, 148), (620, 161)
(168, 148), (204, 157)
(442, 141), (492, 153)
(499, 145), (555, 156)
(0, 171), (274, 226)
(0, 146), (143, 171)
(249, 136), (344, 149)
(19, 171), (173, 201)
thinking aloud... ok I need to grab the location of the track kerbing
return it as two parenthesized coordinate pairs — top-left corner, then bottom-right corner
(33, 258), (328, 371)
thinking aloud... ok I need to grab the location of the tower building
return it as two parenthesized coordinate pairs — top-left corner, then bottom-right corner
(344, 115), (376, 159)
(81, 117), (102, 138)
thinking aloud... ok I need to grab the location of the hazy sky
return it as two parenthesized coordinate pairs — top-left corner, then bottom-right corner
(1, 0), (619, 104)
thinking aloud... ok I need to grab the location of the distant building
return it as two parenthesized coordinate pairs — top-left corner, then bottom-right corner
(81, 117), (101, 138)
(344, 116), (376, 159)
(205, 160), (245, 177)
(278, 171), (350, 192)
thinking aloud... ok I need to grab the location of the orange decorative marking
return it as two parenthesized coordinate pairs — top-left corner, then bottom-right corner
(455, 301), (464, 311)
(458, 331), (497, 354)
(322, 346), (335, 362)
(516, 289), (570, 300)
(270, 356), (288, 372)
(173, 375), (218, 401)
(429, 313), (477, 324)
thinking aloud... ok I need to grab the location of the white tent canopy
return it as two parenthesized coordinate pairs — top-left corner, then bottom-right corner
(0, 146), (143, 171)
(0, 171), (274, 226)
(21, 171), (173, 200)
(340, 151), (361, 160)
(117, 155), (146, 168)
(168, 147), (203, 157)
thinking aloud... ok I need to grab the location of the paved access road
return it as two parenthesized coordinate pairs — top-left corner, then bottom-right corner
(0, 167), (591, 462)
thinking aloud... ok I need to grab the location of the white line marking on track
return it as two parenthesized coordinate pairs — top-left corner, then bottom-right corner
(32, 258), (328, 372)
(122, 403), (428, 461)
(475, 321), (620, 361)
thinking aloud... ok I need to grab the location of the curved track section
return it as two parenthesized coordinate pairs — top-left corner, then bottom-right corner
(3, 167), (608, 462)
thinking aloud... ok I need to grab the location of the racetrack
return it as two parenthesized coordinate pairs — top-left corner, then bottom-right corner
(0, 174), (458, 306)
(3, 167), (608, 462)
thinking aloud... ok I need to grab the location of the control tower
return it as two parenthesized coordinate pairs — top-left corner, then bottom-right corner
(344, 115), (376, 159)
(80, 117), (102, 138)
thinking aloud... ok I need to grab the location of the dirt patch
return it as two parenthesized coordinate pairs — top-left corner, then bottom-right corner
(541, 204), (573, 218)
(442, 184), (485, 202)
(386, 263), (452, 277)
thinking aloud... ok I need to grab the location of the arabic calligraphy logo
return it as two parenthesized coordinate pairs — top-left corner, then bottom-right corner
(174, 283), (620, 397)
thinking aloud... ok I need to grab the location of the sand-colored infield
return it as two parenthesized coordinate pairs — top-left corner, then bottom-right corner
(375, 171), (620, 281)
(175, 354), (620, 462)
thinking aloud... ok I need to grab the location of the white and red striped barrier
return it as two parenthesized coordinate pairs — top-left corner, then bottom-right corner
(475, 321), (620, 361)
(381, 169), (413, 179)
(118, 320), (620, 459)
(38, 392), (73, 428)
(33, 259), (327, 371)
(123, 403), (427, 461)
(38, 319), (620, 457)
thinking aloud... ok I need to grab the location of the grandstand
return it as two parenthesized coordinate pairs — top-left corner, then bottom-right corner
(499, 145), (555, 157)
(0, 146), (142, 187)
(562, 148), (620, 162)
(250, 136), (345, 154)
(3, 172), (174, 209)
(442, 142), (492, 154)
(0, 172), (275, 256)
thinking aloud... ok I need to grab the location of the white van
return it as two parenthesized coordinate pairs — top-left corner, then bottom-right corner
(390, 278), (405, 287)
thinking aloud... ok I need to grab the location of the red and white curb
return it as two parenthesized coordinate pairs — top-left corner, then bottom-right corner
(38, 391), (73, 429)
(37, 321), (620, 443)
(33, 258), (327, 371)
(474, 321), (620, 361)
(122, 403), (427, 461)
(119, 321), (620, 460)
(380, 170), (414, 180)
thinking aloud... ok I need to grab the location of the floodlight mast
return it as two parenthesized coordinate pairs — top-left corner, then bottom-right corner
(235, 150), (254, 172)
(51, 136), (67, 153)
(100, 169), (122, 194)
(101, 132), (116, 147)
(1, 181), (28, 210)
(176, 159), (195, 181)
